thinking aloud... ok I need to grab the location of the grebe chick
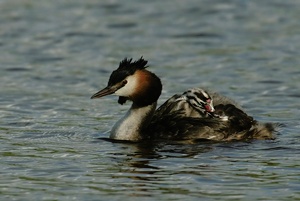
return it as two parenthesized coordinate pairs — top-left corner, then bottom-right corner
(155, 88), (228, 120)
(91, 57), (275, 142)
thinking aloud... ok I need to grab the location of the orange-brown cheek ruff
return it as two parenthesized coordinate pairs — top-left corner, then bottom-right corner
(131, 70), (162, 107)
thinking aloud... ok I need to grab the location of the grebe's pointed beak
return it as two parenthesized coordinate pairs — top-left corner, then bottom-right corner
(91, 86), (116, 99)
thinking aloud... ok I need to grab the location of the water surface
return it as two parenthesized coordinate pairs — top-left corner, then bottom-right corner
(0, 0), (299, 200)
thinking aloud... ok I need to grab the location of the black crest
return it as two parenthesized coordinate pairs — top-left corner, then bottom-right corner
(108, 57), (148, 86)
(118, 57), (148, 73)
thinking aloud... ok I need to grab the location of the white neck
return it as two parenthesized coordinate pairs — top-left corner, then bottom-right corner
(110, 102), (157, 141)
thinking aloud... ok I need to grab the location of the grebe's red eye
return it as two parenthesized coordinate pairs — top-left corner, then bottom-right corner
(122, 80), (127, 86)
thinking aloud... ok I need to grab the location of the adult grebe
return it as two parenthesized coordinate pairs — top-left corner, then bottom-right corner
(91, 57), (275, 142)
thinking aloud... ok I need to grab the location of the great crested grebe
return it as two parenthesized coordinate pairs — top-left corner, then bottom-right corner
(91, 57), (275, 142)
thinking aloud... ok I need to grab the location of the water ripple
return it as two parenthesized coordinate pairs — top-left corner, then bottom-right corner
(0, 0), (299, 200)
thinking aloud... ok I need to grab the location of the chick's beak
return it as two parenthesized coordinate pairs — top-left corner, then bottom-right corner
(91, 86), (116, 99)
(204, 99), (215, 113)
(205, 103), (215, 113)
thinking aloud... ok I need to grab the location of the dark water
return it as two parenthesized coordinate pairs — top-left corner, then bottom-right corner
(1, 0), (299, 200)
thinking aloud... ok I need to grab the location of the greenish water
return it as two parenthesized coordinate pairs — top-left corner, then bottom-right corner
(0, 0), (299, 200)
